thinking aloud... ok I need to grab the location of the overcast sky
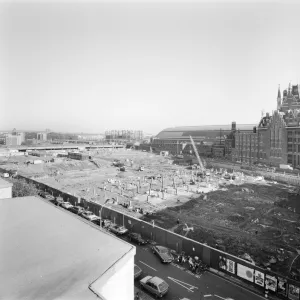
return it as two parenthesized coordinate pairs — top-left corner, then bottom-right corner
(1, 1), (300, 135)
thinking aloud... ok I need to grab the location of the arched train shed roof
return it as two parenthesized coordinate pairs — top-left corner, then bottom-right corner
(155, 124), (256, 140)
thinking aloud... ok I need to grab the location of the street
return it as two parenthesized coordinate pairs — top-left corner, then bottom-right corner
(130, 240), (265, 300)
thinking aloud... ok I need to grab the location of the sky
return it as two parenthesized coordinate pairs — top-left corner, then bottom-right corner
(1, 0), (300, 135)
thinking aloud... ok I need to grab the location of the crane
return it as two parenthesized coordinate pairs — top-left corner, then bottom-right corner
(189, 135), (206, 175)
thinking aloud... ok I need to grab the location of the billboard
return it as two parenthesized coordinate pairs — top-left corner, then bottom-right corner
(237, 264), (254, 282)
(277, 277), (288, 297)
(219, 256), (235, 274)
(288, 284), (300, 300)
(265, 274), (277, 292)
(254, 270), (265, 287)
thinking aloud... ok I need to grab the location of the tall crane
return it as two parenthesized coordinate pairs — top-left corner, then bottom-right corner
(189, 136), (206, 173)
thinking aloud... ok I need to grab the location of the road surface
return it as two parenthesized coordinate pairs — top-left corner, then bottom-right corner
(126, 237), (265, 300)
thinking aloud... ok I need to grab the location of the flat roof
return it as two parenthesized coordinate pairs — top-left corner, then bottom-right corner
(0, 178), (13, 188)
(0, 196), (135, 300)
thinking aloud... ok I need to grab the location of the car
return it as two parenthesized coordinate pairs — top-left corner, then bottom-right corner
(152, 245), (174, 263)
(134, 264), (142, 279)
(38, 192), (55, 201)
(61, 202), (74, 210)
(69, 206), (85, 215)
(80, 211), (100, 222)
(128, 232), (148, 245)
(140, 276), (169, 298)
(108, 224), (128, 235)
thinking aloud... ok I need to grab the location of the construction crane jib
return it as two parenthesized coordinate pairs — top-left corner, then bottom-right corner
(189, 136), (205, 172)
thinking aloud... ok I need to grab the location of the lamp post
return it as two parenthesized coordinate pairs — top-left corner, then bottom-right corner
(100, 198), (110, 228)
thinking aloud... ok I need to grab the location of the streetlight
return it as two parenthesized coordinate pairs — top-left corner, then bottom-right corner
(99, 198), (110, 228)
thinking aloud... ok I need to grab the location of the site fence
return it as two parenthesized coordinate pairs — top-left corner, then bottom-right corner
(18, 175), (300, 300)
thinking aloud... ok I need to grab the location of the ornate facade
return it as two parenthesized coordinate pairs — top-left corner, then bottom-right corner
(232, 83), (300, 167)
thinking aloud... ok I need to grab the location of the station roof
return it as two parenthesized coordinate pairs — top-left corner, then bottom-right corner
(0, 196), (135, 300)
(0, 178), (13, 188)
(156, 124), (256, 140)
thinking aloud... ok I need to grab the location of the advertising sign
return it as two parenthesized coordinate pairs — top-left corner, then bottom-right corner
(288, 284), (300, 300)
(237, 264), (254, 282)
(226, 259), (235, 274)
(219, 256), (236, 274)
(265, 274), (277, 292)
(277, 277), (288, 297)
(254, 270), (265, 287)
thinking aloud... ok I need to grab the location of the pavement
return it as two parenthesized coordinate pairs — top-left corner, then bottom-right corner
(127, 238), (273, 300)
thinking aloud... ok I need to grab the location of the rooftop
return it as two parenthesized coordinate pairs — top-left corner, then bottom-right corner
(155, 124), (256, 140)
(0, 196), (135, 300)
(0, 178), (13, 188)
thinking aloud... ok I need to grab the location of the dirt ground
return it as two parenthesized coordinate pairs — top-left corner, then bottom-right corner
(1, 149), (300, 278)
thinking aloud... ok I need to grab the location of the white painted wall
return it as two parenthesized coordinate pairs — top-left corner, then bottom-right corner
(0, 186), (12, 199)
(93, 255), (135, 300)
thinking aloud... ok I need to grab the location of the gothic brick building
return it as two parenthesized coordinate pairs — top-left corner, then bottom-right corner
(233, 83), (300, 167)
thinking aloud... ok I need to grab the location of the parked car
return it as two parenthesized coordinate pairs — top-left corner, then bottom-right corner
(128, 232), (148, 245)
(61, 202), (74, 210)
(80, 211), (100, 222)
(39, 192), (56, 202)
(134, 264), (142, 279)
(152, 245), (174, 263)
(140, 276), (169, 298)
(69, 206), (85, 215)
(108, 224), (128, 235)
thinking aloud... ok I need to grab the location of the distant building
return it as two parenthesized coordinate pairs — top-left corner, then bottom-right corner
(37, 132), (47, 141)
(0, 196), (135, 300)
(4, 134), (22, 146)
(105, 130), (144, 142)
(151, 124), (255, 156)
(232, 83), (300, 167)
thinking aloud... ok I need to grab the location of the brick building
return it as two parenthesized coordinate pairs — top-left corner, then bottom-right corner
(232, 83), (300, 167)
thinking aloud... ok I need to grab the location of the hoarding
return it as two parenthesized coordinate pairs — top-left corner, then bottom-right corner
(226, 258), (235, 274)
(277, 277), (288, 297)
(237, 264), (254, 282)
(254, 270), (265, 287)
(218, 256), (235, 274)
(265, 274), (277, 292)
(288, 284), (300, 300)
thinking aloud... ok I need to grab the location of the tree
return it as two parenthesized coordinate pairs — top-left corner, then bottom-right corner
(10, 178), (39, 198)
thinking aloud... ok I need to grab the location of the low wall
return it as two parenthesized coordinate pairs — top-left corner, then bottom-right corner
(21, 175), (300, 300)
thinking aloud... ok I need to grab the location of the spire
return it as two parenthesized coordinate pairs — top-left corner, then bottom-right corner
(277, 84), (281, 99)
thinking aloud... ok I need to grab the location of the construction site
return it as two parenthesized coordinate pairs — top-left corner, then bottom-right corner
(0, 138), (300, 280)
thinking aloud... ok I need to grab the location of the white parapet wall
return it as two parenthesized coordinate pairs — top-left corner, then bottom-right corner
(0, 178), (13, 199)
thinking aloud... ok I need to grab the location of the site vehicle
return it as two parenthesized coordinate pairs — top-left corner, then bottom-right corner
(108, 224), (128, 235)
(61, 202), (74, 210)
(139, 276), (169, 298)
(152, 245), (174, 263)
(120, 166), (126, 172)
(128, 232), (148, 245)
(2, 173), (9, 178)
(80, 211), (100, 222)
(134, 264), (142, 279)
(69, 206), (85, 215)
(138, 166), (145, 171)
